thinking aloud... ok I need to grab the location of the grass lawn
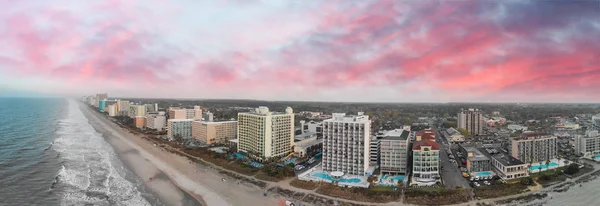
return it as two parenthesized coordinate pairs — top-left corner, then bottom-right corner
(474, 182), (528, 199)
(370, 186), (396, 192)
(405, 187), (470, 205)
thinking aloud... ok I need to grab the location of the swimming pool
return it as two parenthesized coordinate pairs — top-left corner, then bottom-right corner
(312, 172), (361, 183)
(530, 162), (559, 171)
(594, 154), (600, 159)
(474, 171), (492, 177)
(392, 176), (405, 181)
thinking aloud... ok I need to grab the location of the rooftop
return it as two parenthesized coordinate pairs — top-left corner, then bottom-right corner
(412, 140), (440, 150)
(379, 129), (410, 140)
(194, 120), (237, 124)
(478, 147), (525, 166)
(324, 112), (369, 123)
(168, 119), (194, 122)
(464, 147), (489, 162)
(295, 132), (318, 140)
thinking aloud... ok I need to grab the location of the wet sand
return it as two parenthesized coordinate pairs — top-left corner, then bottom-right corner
(80, 102), (281, 206)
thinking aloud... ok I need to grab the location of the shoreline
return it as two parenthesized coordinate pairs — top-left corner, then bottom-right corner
(79, 101), (282, 206)
(77, 100), (600, 206)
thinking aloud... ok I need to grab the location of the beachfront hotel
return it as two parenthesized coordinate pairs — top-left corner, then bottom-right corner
(146, 112), (167, 131)
(575, 130), (600, 159)
(378, 129), (410, 175)
(134, 116), (146, 128)
(167, 119), (194, 140)
(128, 105), (147, 118)
(510, 132), (558, 164)
(479, 147), (529, 181)
(322, 112), (371, 176)
(192, 120), (237, 145)
(411, 134), (440, 186)
(237, 106), (294, 160)
(168, 107), (187, 120)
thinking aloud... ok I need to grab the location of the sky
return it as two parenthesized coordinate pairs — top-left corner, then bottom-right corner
(0, 0), (598, 102)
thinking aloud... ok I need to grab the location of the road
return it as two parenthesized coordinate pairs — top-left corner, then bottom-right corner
(431, 121), (471, 189)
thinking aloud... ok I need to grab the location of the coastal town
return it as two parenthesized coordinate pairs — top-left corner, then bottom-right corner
(82, 93), (600, 206)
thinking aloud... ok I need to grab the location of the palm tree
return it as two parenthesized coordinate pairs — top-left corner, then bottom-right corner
(538, 161), (543, 173)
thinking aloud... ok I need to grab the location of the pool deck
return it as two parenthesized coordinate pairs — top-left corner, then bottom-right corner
(378, 175), (406, 186)
(297, 164), (370, 188)
(529, 158), (567, 173)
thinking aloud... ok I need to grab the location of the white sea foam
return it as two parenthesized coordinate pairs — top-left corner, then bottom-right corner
(53, 100), (150, 206)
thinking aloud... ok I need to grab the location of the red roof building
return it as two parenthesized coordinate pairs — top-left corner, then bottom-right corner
(412, 140), (440, 150)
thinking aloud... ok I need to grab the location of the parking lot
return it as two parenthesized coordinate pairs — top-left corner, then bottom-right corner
(433, 125), (471, 189)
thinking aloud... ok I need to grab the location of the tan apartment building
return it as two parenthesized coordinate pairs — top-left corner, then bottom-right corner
(192, 121), (237, 145)
(168, 107), (187, 120)
(237, 106), (294, 160)
(510, 132), (557, 164)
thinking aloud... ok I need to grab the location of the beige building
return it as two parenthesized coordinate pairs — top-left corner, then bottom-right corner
(168, 107), (187, 120)
(134, 116), (146, 128)
(457, 108), (484, 136)
(192, 121), (237, 145)
(107, 104), (118, 117)
(129, 105), (147, 118)
(237, 106), (294, 160)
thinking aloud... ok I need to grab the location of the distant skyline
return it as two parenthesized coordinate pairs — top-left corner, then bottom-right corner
(0, 0), (598, 102)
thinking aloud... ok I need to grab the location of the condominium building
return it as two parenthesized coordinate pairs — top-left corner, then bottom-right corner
(480, 147), (529, 180)
(107, 104), (118, 117)
(575, 130), (600, 158)
(322, 112), (371, 176)
(369, 137), (380, 167)
(593, 114), (600, 131)
(118, 100), (130, 116)
(186, 109), (196, 119)
(411, 140), (440, 185)
(145, 104), (156, 113)
(134, 116), (146, 128)
(379, 129), (410, 175)
(128, 105), (147, 118)
(146, 112), (167, 131)
(192, 121), (237, 145)
(167, 119), (194, 140)
(202, 111), (214, 122)
(237, 106), (294, 160)
(168, 108), (187, 120)
(457, 108), (484, 136)
(510, 133), (558, 164)
(95, 93), (107, 107)
(459, 146), (491, 173)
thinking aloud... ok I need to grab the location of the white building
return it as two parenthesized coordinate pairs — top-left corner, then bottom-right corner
(107, 104), (118, 117)
(575, 130), (600, 159)
(300, 120), (323, 135)
(322, 112), (371, 176)
(237, 106), (294, 160)
(202, 111), (214, 122)
(457, 108), (484, 136)
(146, 112), (167, 131)
(480, 147), (529, 181)
(369, 137), (380, 167)
(510, 133), (558, 164)
(293, 132), (323, 157)
(379, 129), (410, 175)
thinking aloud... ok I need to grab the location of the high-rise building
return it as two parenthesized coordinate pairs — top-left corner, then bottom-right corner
(134, 116), (146, 128)
(369, 137), (380, 167)
(95, 93), (107, 107)
(167, 119), (194, 140)
(379, 129), (410, 175)
(592, 114), (600, 131)
(237, 106), (294, 160)
(510, 132), (558, 164)
(168, 108), (187, 119)
(99, 100), (107, 111)
(118, 100), (130, 116)
(186, 109), (196, 119)
(202, 111), (214, 122)
(129, 105), (147, 118)
(192, 121), (237, 144)
(575, 130), (600, 159)
(322, 112), (371, 176)
(146, 112), (167, 131)
(457, 108), (484, 136)
(107, 104), (118, 116)
(411, 139), (440, 186)
(145, 104), (156, 113)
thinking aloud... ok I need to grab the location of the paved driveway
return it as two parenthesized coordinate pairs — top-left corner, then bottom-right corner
(433, 125), (471, 189)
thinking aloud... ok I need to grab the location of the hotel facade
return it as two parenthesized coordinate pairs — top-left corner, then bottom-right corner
(167, 119), (194, 140)
(322, 113), (371, 176)
(237, 107), (294, 160)
(192, 121), (237, 145)
(510, 133), (558, 164)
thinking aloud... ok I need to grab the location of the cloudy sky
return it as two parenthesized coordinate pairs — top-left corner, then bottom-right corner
(0, 0), (598, 102)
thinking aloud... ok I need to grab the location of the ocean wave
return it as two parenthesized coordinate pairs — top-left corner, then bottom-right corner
(53, 100), (150, 206)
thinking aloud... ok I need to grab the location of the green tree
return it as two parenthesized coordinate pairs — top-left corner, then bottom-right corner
(564, 163), (580, 175)
(443, 113), (450, 118)
(457, 128), (468, 136)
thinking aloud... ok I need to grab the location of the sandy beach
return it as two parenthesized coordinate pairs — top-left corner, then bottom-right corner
(79, 102), (282, 206)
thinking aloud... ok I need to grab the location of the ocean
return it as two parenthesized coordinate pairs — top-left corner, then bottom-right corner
(0, 98), (159, 206)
